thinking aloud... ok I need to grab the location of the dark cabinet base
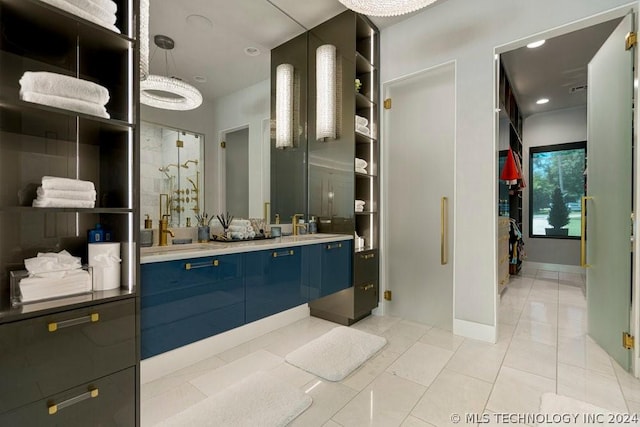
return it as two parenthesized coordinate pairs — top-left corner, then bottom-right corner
(309, 287), (372, 326)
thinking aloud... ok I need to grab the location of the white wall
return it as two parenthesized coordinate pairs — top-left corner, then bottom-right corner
(210, 79), (270, 219)
(523, 106), (586, 265)
(380, 0), (634, 338)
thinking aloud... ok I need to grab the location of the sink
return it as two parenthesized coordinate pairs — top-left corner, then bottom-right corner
(140, 242), (227, 255)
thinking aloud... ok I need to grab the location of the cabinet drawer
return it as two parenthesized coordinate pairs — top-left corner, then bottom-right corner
(354, 281), (378, 318)
(0, 299), (135, 414)
(0, 367), (135, 426)
(354, 249), (379, 285)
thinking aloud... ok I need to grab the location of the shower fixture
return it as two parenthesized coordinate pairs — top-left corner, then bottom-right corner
(181, 159), (199, 168)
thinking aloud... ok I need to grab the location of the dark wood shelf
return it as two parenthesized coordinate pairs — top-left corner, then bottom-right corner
(356, 132), (376, 144)
(0, 206), (133, 213)
(356, 92), (376, 109)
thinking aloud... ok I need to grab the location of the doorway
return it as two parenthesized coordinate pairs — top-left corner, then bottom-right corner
(223, 127), (249, 218)
(496, 13), (636, 372)
(383, 62), (455, 330)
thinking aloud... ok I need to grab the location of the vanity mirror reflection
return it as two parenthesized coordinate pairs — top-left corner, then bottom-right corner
(140, 0), (332, 225)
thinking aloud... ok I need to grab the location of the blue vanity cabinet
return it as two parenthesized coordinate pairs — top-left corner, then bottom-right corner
(245, 246), (307, 323)
(309, 240), (353, 299)
(140, 254), (245, 358)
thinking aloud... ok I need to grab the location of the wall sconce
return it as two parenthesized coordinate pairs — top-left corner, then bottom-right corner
(316, 44), (336, 141)
(276, 63), (294, 149)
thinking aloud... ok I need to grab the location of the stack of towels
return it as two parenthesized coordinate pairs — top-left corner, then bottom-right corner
(355, 199), (366, 212)
(228, 219), (256, 240)
(355, 115), (370, 137)
(32, 176), (96, 208)
(355, 158), (368, 174)
(40, 0), (119, 33)
(19, 71), (110, 118)
(20, 250), (92, 303)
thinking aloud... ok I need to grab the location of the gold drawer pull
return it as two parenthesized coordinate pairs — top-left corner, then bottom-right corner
(185, 259), (219, 270)
(48, 313), (99, 332)
(272, 250), (294, 258)
(48, 388), (99, 415)
(326, 243), (343, 250)
(360, 253), (375, 260)
(360, 283), (375, 291)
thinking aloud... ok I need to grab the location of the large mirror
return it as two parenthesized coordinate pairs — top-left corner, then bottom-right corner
(141, 0), (327, 225)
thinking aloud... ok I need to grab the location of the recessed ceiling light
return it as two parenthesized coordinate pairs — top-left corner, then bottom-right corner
(186, 14), (213, 29)
(527, 40), (545, 49)
(536, 98), (550, 105)
(244, 47), (260, 56)
(194, 76), (207, 83)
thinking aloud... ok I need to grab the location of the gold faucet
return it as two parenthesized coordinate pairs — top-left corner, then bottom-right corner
(159, 214), (175, 246)
(292, 214), (307, 236)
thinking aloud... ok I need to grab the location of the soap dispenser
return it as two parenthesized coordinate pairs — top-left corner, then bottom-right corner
(309, 216), (317, 234)
(88, 223), (104, 243)
(140, 215), (153, 247)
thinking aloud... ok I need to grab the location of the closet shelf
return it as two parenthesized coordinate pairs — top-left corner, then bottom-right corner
(356, 92), (376, 109)
(355, 132), (377, 144)
(0, 207), (133, 214)
(355, 52), (376, 74)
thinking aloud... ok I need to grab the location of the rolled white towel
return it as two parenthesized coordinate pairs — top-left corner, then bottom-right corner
(33, 198), (95, 208)
(356, 124), (370, 136)
(355, 158), (368, 170)
(247, 231), (256, 239)
(231, 218), (251, 227)
(20, 72), (110, 105)
(21, 91), (109, 118)
(230, 231), (246, 240)
(355, 115), (368, 127)
(37, 187), (96, 201)
(41, 177), (95, 191)
(228, 224), (248, 233)
(39, 0), (120, 33)
(63, 0), (117, 25)
(356, 167), (367, 175)
(355, 199), (366, 206)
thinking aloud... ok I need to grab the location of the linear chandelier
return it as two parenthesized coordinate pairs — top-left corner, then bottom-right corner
(140, 35), (203, 111)
(338, 0), (438, 16)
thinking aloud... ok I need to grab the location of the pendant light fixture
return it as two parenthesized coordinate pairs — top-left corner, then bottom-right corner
(140, 35), (203, 111)
(338, 0), (438, 17)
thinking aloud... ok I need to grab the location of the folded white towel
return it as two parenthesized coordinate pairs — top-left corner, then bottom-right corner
(33, 198), (95, 208)
(39, 0), (120, 33)
(356, 167), (367, 175)
(41, 176), (95, 191)
(356, 125), (370, 136)
(20, 72), (110, 105)
(21, 91), (109, 118)
(87, 0), (117, 14)
(63, 0), (117, 25)
(355, 115), (368, 127)
(355, 158), (368, 169)
(37, 187), (96, 201)
(355, 200), (366, 208)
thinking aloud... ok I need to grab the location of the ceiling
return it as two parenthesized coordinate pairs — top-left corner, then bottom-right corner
(147, 0), (429, 102)
(500, 18), (620, 117)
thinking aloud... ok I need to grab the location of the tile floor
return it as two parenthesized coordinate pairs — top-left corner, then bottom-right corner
(141, 267), (640, 426)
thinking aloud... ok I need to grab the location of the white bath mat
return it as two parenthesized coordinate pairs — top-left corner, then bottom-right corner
(538, 393), (640, 426)
(285, 326), (387, 381)
(158, 371), (311, 427)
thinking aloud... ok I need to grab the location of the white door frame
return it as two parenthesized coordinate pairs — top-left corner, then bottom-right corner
(493, 2), (640, 375)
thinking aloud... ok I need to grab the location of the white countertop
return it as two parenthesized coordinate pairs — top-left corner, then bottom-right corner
(140, 233), (353, 264)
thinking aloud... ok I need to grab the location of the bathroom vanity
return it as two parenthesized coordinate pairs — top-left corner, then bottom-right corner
(140, 234), (353, 358)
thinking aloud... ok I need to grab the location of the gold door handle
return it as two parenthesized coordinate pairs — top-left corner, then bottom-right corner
(272, 250), (294, 258)
(48, 313), (99, 332)
(441, 196), (448, 265)
(326, 243), (343, 250)
(48, 388), (99, 415)
(185, 259), (219, 270)
(581, 196), (593, 268)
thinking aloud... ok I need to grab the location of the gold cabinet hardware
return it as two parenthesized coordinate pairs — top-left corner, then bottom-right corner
(48, 313), (99, 332)
(360, 253), (375, 260)
(326, 243), (342, 250)
(580, 196), (593, 268)
(272, 250), (295, 258)
(185, 259), (219, 270)
(360, 283), (375, 291)
(623, 332), (635, 349)
(383, 290), (392, 300)
(626, 31), (637, 50)
(441, 196), (448, 265)
(48, 387), (99, 415)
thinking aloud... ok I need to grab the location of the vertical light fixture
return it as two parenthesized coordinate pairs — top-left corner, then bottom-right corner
(140, 0), (149, 80)
(316, 44), (336, 141)
(276, 63), (294, 149)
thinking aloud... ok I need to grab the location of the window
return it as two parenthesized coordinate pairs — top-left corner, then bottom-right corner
(529, 142), (586, 239)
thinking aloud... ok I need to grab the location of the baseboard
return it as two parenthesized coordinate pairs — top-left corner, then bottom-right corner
(453, 318), (496, 343)
(523, 261), (584, 274)
(141, 304), (310, 384)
